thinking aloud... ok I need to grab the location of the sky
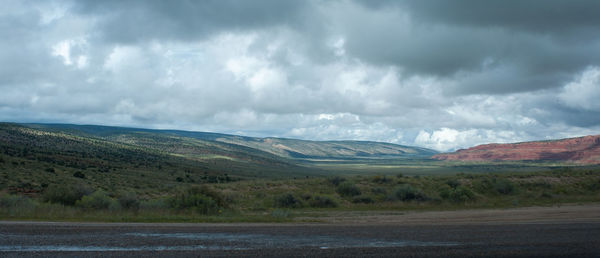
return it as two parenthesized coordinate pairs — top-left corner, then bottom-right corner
(1, 0), (600, 151)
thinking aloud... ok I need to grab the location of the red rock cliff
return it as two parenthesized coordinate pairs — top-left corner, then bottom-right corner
(433, 135), (600, 164)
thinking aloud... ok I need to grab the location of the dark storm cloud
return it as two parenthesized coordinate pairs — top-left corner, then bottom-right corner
(359, 0), (600, 34)
(0, 8), (49, 86)
(550, 108), (600, 128)
(71, 0), (311, 43)
(67, 0), (600, 94)
(345, 0), (600, 94)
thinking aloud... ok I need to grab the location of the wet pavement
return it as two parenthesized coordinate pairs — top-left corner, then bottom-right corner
(1, 221), (599, 257)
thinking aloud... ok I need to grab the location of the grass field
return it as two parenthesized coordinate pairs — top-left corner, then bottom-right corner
(1, 168), (598, 222)
(303, 158), (579, 176)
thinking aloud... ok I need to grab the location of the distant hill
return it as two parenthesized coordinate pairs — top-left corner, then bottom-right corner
(213, 137), (437, 160)
(24, 123), (437, 160)
(433, 135), (600, 164)
(0, 122), (439, 194)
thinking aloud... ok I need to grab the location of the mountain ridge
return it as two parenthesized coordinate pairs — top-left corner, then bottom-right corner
(433, 134), (600, 164)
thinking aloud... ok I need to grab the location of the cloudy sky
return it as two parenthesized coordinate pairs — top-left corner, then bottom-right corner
(2, 0), (600, 151)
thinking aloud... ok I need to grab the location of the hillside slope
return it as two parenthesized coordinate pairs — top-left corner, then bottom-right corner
(0, 123), (320, 196)
(26, 123), (437, 160)
(433, 135), (600, 164)
(213, 137), (437, 160)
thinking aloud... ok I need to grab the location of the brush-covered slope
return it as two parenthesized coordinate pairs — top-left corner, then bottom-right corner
(27, 124), (296, 168)
(27, 123), (437, 160)
(0, 123), (319, 195)
(433, 135), (600, 164)
(213, 137), (437, 160)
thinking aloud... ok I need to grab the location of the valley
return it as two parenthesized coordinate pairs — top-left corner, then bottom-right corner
(0, 122), (598, 224)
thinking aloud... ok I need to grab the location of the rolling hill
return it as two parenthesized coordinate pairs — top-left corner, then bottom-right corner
(433, 135), (600, 164)
(0, 122), (438, 195)
(24, 123), (437, 160)
(212, 137), (436, 160)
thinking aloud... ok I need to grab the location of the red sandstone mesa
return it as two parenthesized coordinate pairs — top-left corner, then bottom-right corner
(433, 135), (600, 164)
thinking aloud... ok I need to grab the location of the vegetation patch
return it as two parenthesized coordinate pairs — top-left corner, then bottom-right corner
(169, 186), (225, 215)
(308, 195), (338, 208)
(274, 193), (304, 208)
(336, 182), (362, 197)
(1, 162), (599, 222)
(392, 184), (428, 202)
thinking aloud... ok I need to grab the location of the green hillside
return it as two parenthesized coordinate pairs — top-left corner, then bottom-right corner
(0, 123), (440, 196)
(0, 123), (318, 196)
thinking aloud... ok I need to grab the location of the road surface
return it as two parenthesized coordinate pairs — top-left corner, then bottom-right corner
(1, 205), (600, 257)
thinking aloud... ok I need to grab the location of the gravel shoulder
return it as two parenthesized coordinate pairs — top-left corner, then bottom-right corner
(301, 203), (600, 225)
(3, 203), (599, 227)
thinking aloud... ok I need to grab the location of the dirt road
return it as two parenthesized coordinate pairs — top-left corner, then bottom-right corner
(1, 205), (599, 257)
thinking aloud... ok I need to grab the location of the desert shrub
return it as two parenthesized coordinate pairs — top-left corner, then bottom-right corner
(472, 178), (491, 193)
(525, 181), (552, 190)
(327, 176), (346, 186)
(192, 186), (226, 206)
(270, 209), (290, 219)
(552, 185), (569, 195)
(223, 192), (240, 205)
(73, 171), (85, 179)
(372, 175), (393, 184)
(393, 184), (428, 201)
(336, 182), (362, 197)
(45, 167), (55, 173)
(300, 193), (313, 201)
(438, 185), (452, 199)
(352, 195), (374, 204)
(446, 179), (461, 189)
(0, 194), (36, 216)
(274, 193), (303, 208)
(308, 195), (337, 208)
(43, 184), (92, 205)
(118, 192), (140, 210)
(371, 187), (387, 195)
(540, 191), (553, 199)
(439, 184), (475, 203)
(449, 186), (476, 203)
(139, 198), (169, 210)
(586, 179), (600, 191)
(0, 194), (35, 210)
(473, 177), (515, 195)
(76, 190), (118, 210)
(493, 179), (516, 195)
(169, 186), (225, 214)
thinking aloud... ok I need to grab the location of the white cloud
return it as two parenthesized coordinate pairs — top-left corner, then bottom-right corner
(103, 46), (143, 72)
(76, 55), (88, 69)
(51, 40), (72, 65)
(415, 128), (525, 151)
(329, 37), (346, 56)
(559, 66), (600, 111)
(51, 38), (88, 68)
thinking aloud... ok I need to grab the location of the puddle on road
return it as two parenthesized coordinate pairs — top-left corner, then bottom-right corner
(0, 245), (246, 252)
(126, 232), (459, 249)
(0, 232), (458, 252)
